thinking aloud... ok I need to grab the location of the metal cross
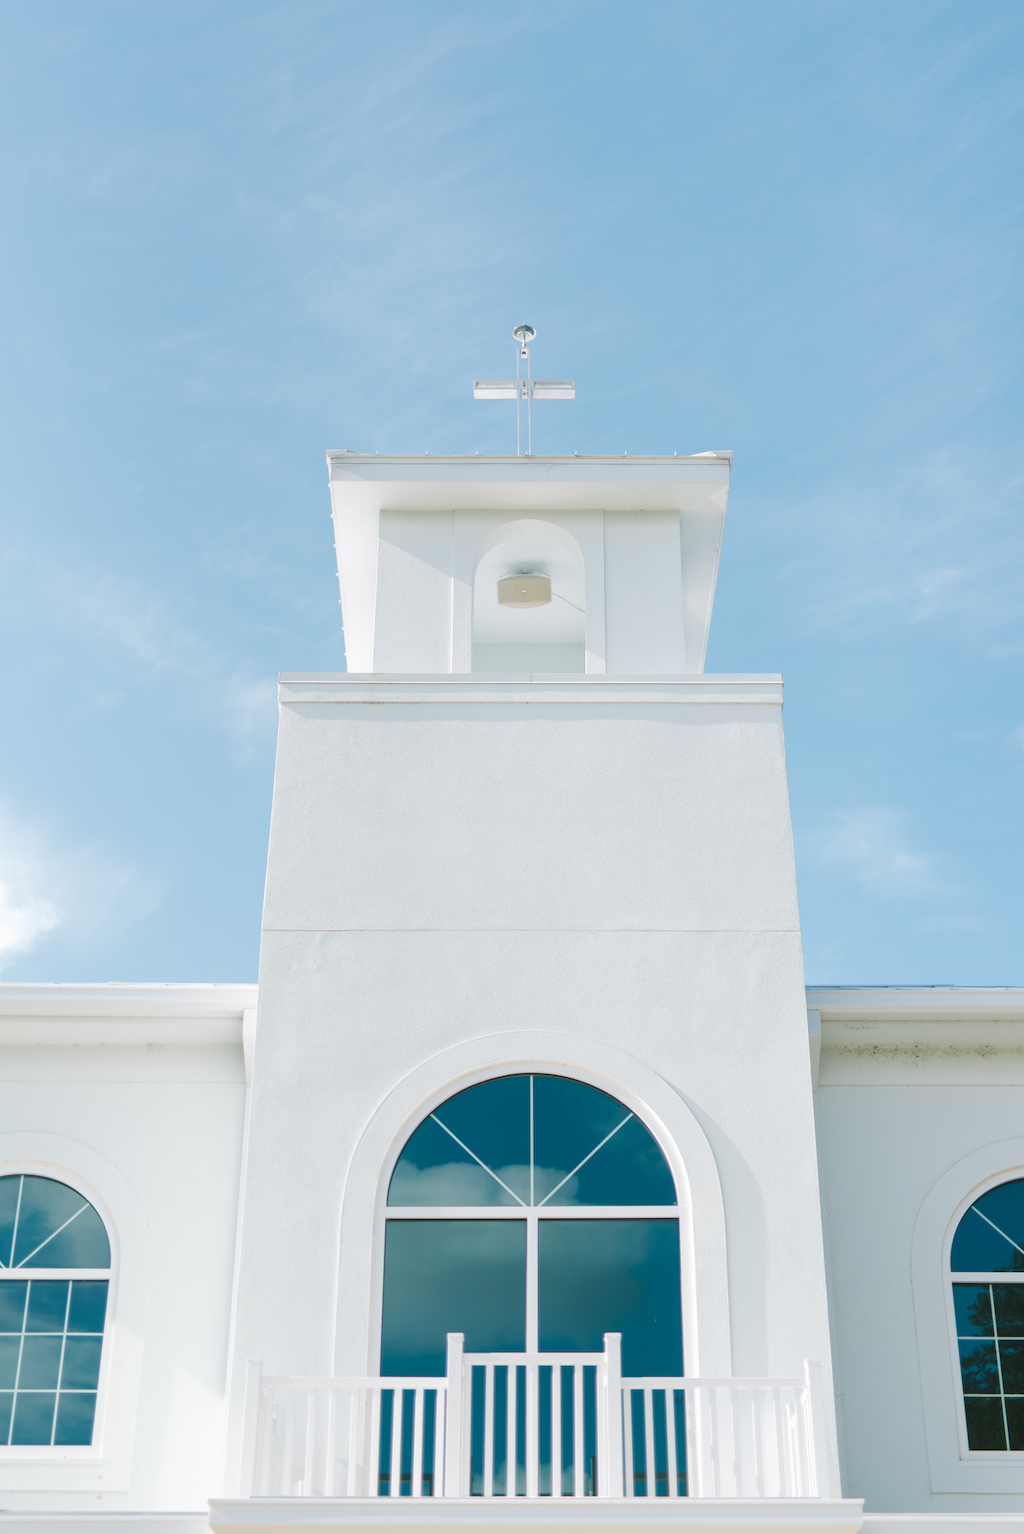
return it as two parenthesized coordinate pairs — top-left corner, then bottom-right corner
(473, 325), (575, 455)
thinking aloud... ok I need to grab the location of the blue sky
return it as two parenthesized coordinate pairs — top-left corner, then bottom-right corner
(0, 1), (1021, 985)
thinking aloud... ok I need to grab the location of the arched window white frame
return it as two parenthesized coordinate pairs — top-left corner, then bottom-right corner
(948, 1176), (1024, 1453)
(332, 1033), (730, 1384)
(0, 1174), (111, 1448)
(913, 1141), (1024, 1493)
(380, 1071), (682, 1379)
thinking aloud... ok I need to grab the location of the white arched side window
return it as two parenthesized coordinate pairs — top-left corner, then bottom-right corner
(949, 1177), (1024, 1453)
(380, 1071), (681, 1379)
(0, 1175), (111, 1448)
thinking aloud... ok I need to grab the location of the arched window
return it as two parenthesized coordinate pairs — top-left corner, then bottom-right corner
(0, 1175), (110, 1447)
(951, 1177), (1024, 1452)
(381, 1073), (680, 1378)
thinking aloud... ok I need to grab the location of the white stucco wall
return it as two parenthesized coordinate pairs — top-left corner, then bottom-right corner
(227, 673), (838, 1488)
(0, 987), (251, 1516)
(813, 996), (1024, 1514)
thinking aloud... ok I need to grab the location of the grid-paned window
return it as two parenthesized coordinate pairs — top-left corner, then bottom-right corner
(0, 1176), (110, 1447)
(382, 1074), (681, 1379)
(951, 1178), (1024, 1451)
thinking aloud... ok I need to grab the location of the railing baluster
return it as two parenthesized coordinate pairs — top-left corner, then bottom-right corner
(790, 1389), (804, 1495)
(433, 1387), (445, 1499)
(350, 1389), (363, 1496)
(324, 1387), (336, 1497)
(705, 1386), (720, 1498)
(302, 1390), (316, 1495)
(526, 1360), (539, 1497)
(390, 1390), (403, 1498)
(772, 1386), (786, 1496)
(258, 1397), (273, 1497)
(729, 1386), (743, 1498)
(281, 1389), (296, 1496)
(483, 1365), (495, 1498)
(550, 1362), (562, 1498)
(411, 1388), (425, 1498)
(506, 1366), (516, 1497)
(623, 1388), (635, 1498)
(643, 1387), (656, 1499)
(573, 1363), (585, 1497)
(368, 1386), (383, 1496)
(664, 1385), (679, 1498)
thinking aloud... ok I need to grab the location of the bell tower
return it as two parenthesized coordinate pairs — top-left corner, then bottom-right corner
(226, 449), (839, 1496)
(327, 452), (731, 675)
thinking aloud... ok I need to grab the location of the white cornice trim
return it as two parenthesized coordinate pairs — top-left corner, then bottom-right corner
(278, 674), (784, 707)
(0, 983), (256, 1045)
(806, 987), (1024, 1020)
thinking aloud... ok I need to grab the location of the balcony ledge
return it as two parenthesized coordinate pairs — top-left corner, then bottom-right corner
(208, 1496), (866, 1534)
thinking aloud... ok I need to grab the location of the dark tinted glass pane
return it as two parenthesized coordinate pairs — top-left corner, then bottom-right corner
(432, 1078), (531, 1205)
(0, 1283), (27, 1332)
(952, 1181), (1024, 1273)
(11, 1391), (55, 1444)
(68, 1281), (108, 1334)
(999, 1339), (1024, 1394)
(54, 1391), (96, 1446)
(26, 1282), (68, 1333)
(533, 1077), (634, 1202)
(0, 1179), (20, 1268)
(12, 1179), (110, 1270)
(19, 1336), (63, 1389)
(0, 1391), (11, 1443)
(389, 1117), (519, 1207)
(0, 1337), (19, 1388)
(381, 1220), (526, 1376)
(13, 1179), (86, 1265)
(993, 1286), (1024, 1336)
(954, 1285), (993, 1337)
(61, 1337), (103, 1390)
(1006, 1397), (1024, 1452)
(959, 1338), (999, 1394)
(545, 1114), (676, 1207)
(392, 1075), (674, 1210)
(964, 1394), (1006, 1450)
(538, 1219), (683, 1377)
(26, 1205), (109, 1269)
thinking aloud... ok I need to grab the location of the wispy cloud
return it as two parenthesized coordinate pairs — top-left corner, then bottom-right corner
(0, 882), (61, 968)
(0, 543), (277, 758)
(811, 807), (952, 901)
(0, 804), (159, 973)
(784, 451), (1024, 652)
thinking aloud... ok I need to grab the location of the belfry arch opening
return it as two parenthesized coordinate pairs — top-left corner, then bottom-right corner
(472, 520), (585, 673)
(380, 1072), (682, 1379)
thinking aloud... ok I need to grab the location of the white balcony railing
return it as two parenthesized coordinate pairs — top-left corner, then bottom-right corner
(240, 1334), (829, 1502)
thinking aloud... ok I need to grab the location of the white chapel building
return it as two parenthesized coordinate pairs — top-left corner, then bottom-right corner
(1, 447), (1023, 1534)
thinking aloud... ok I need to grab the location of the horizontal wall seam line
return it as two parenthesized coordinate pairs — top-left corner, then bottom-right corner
(261, 926), (805, 934)
(279, 699), (784, 707)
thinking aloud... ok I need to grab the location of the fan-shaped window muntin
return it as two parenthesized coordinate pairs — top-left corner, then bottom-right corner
(951, 1177), (1024, 1453)
(382, 1074), (682, 1379)
(0, 1175), (110, 1448)
(388, 1073), (676, 1210)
